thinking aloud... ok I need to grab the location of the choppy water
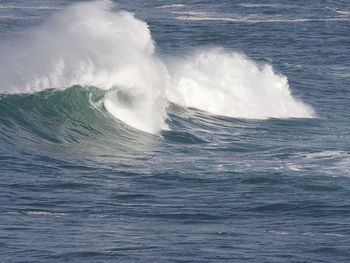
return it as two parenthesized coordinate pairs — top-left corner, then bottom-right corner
(1, 1), (350, 262)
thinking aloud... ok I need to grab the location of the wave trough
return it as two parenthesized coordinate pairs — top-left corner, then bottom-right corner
(0, 0), (315, 133)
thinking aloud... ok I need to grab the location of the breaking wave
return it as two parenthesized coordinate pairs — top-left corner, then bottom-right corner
(0, 0), (314, 134)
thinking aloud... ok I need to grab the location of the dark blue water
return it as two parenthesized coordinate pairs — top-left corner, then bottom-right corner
(1, 1), (350, 262)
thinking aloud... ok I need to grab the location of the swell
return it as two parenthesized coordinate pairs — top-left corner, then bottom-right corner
(0, 0), (315, 135)
(0, 86), (158, 156)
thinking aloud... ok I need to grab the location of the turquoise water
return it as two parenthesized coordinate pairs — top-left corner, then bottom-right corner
(1, 1), (350, 262)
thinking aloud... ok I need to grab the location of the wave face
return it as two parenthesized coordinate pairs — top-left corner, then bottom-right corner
(0, 0), (314, 134)
(0, 86), (158, 156)
(0, 0), (168, 134)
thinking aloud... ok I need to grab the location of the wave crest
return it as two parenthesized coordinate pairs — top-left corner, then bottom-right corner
(167, 48), (314, 119)
(0, 0), (314, 134)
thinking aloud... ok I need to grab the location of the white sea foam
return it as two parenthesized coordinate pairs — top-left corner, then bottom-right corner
(157, 4), (185, 9)
(166, 48), (314, 119)
(176, 16), (350, 23)
(0, 5), (62, 10)
(335, 10), (350, 15)
(324, 233), (346, 237)
(0, 0), (169, 134)
(0, 15), (38, 19)
(330, 8), (350, 16)
(305, 151), (346, 159)
(26, 211), (67, 217)
(173, 10), (350, 23)
(0, 0), (315, 133)
(269, 230), (289, 235)
(240, 4), (297, 8)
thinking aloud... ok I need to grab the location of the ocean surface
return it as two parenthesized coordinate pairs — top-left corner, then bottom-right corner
(1, 0), (350, 262)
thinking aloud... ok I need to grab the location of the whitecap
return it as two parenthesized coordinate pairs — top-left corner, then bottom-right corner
(0, 0), (315, 133)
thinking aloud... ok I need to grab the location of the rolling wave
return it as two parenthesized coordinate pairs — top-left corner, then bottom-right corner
(0, 86), (159, 156)
(0, 86), (207, 156)
(0, 0), (315, 135)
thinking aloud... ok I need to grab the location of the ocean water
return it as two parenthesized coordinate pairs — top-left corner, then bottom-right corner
(1, 0), (350, 262)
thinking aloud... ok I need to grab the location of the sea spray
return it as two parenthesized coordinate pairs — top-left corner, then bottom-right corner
(166, 48), (315, 119)
(0, 0), (169, 133)
(0, 0), (314, 134)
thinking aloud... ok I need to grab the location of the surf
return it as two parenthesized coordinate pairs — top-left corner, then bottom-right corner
(0, 86), (159, 157)
(0, 0), (315, 134)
